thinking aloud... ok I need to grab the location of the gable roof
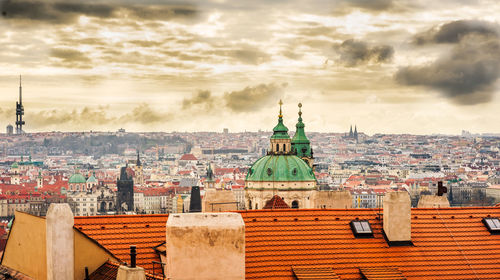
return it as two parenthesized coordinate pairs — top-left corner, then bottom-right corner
(75, 207), (500, 280)
(74, 214), (168, 273)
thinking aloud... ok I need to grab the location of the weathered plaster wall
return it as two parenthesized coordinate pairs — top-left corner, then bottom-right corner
(314, 190), (352, 209)
(246, 188), (316, 209)
(166, 213), (245, 280)
(203, 189), (238, 212)
(1, 211), (47, 280)
(383, 192), (411, 242)
(417, 195), (450, 208)
(74, 230), (118, 280)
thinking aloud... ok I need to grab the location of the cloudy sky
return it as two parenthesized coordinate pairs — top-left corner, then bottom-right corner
(1, 0), (500, 134)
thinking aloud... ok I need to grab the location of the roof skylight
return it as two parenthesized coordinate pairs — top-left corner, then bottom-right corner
(350, 220), (373, 237)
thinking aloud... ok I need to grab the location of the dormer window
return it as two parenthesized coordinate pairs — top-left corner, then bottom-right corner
(483, 217), (500, 234)
(350, 220), (373, 237)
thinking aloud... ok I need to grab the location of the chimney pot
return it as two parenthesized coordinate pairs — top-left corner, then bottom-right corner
(130, 245), (137, 268)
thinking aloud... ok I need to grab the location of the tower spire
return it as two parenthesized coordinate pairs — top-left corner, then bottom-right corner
(15, 75), (25, 134)
(278, 99), (283, 118)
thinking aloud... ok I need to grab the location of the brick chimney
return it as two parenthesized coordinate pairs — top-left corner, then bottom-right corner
(166, 213), (245, 280)
(46, 203), (74, 280)
(383, 191), (411, 244)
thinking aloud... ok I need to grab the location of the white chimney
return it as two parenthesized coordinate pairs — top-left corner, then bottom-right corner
(383, 191), (411, 243)
(166, 213), (245, 280)
(46, 203), (74, 280)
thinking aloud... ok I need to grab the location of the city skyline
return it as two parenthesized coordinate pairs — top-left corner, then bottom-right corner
(1, 0), (500, 134)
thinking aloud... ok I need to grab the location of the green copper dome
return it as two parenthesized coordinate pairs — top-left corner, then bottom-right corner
(246, 155), (316, 182)
(11, 162), (18, 169)
(69, 173), (86, 184)
(87, 173), (97, 183)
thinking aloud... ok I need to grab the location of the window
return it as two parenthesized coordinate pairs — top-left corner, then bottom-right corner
(350, 220), (373, 237)
(291, 200), (299, 209)
(276, 144), (279, 152)
(483, 218), (500, 234)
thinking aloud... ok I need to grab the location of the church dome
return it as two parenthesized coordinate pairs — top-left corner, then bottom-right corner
(246, 155), (316, 182)
(69, 173), (86, 184)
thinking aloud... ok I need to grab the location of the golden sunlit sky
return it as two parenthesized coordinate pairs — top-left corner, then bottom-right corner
(1, 0), (500, 134)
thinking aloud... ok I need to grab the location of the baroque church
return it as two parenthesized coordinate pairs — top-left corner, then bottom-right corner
(245, 101), (327, 209)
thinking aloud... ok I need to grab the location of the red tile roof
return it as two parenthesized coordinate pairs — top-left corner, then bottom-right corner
(263, 195), (290, 209)
(74, 214), (168, 273)
(241, 207), (500, 280)
(75, 207), (500, 280)
(179, 154), (197, 161)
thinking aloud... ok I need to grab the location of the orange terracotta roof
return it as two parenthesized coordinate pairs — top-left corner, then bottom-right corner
(75, 207), (500, 280)
(359, 267), (406, 280)
(292, 266), (340, 280)
(74, 214), (168, 273)
(240, 207), (500, 280)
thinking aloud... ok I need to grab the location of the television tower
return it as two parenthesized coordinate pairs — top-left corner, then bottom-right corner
(15, 75), (25, 134)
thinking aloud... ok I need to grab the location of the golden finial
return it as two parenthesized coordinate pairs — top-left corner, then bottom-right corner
(298, 103), (302, 117)
(278, 99), (283, 118)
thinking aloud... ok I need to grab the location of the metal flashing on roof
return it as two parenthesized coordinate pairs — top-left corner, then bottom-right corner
(381, 230), (414, 247)
(350, 220), (373, 238)
(483, 217), (500, 234)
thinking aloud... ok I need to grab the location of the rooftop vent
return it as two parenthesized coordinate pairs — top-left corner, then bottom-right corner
(350, 220), (373, 237)
(483, 217), (500, 234)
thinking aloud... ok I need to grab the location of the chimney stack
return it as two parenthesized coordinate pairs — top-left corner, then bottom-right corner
(417, 181), (450, 208)
(166, 213), (245, 280)
(116, 246), (146, 280)
(46, 203), (74, 280)
(383, 191), (411, 245)
(189, 186), (201, 212)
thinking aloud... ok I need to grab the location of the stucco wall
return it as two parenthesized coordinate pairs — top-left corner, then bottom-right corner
(1, 210), (117, 280)
(74, 230), (118, 280)
(203, 189), (238, 212)
(166, 213), (245, 280)
(383, 192), (411, 242)
(313, 190), (352, 209)
(1, 211), (47, 280)
(246, 189), (316, 209)
(246, 180), (316, 190)
(417, 195), (450, 208)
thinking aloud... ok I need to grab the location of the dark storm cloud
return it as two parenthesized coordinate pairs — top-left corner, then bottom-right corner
(126, 5), (197, 21)
(414, 20), (500, 45)
(27, 104), (172, 129)
(49, 48), (92, 68)
(332, 0), (408, 15)
(0, 0), (197, 24)
(182, 90), (214, 110)
(335, 39), (394, 67)
(348, 0), (393, 11)
(224, 83), (287, 112)
(209, 46), (270, 65)
(50, 48), (90, 62)
(397, 20), (500, 105)
(119, 103), (173, 124)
